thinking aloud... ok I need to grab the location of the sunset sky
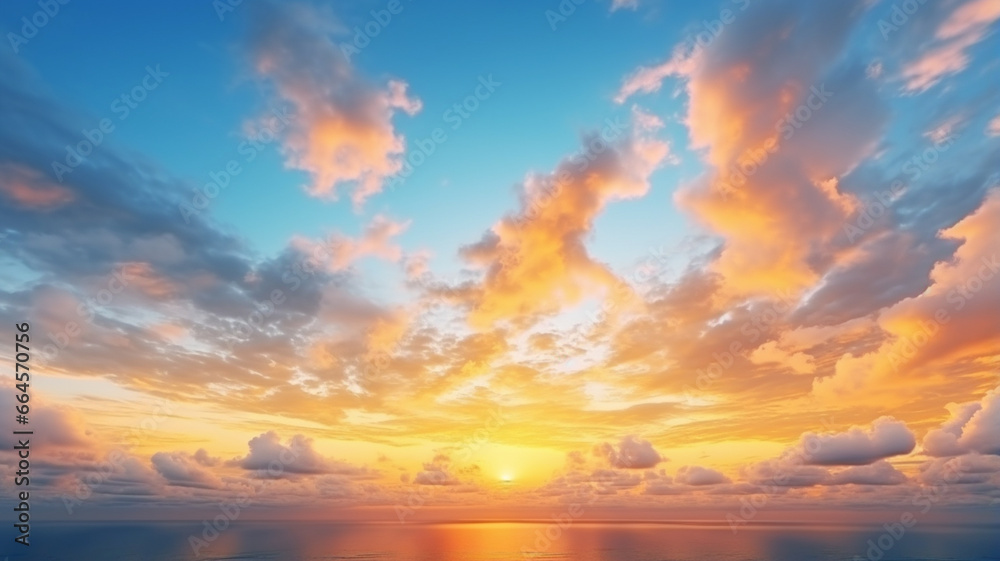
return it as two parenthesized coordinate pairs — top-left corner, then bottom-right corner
(1, 0), (999, 523)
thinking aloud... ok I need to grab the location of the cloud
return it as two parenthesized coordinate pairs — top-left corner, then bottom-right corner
(0, 51), (251, 303)
(813, 189), (1000, 400)
(2, 0), (999, 518)
(84, 455), (164, 497)
(231, 431), (370, 477)
(0, 389), (178, 504)
(988, 114), (1000, 137)
(412, 470), (458, 485)
(290, 214), (410, 272)
(797, 417), (916, 466)
(745, 458), (830, 488)
(617, 0), (888, 299)
(596, 436), (664, 469)
(919, 453), (1000, 486)
(0, 388), (94, 451)
(922, 385), (1000, 457)
(0, 51), (375, 425)
(413, 453), (461, 485)
(117, 261), (178, 299)
(193, 448), (222, 467)
(747, 340), (817, 374)
(828, 460), (907, 485)
(675, 465), (731, 486)
(878, 188), (1000, 364)
(644, 481), (684, 495)
(738, 417), (916, 490)
(790, 231), (947, 326)
(615, 52), (688, 104)
(459, 115), (670, 329)
(900, 0), (1000, 92)
(590, 468), (643, 490)
(745, 458), (907, 488)
(610, 0), (639, 12)
(151, 452), (223, 489)
(0, 163), (74, 208)
(247, 1), (422, 207)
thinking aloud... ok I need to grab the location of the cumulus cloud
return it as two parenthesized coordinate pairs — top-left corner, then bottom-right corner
(231, 431), (370, 477)
(193, 448), (222, 467)
(675, 465), (731, 486)
(151, 452), (223, 489)
(459, 115), (671, 328)
(413, 453), (460, 486)
(828, 460), (907, 485)
(591, 468), (643, 490)
(747, 458), (907, 488)
(596, 436), (664, 469)
(84, 455), (164, 497)
(745, 458), (830, 488)
(617, 0), (887, 299)
(412, 469), (458, 485)
(919, 453), (1000, 486)
(740, 417), (916, 490)
(797, 417), (916, 466)
(247, 1), (422, 207)
(0, 388), (93, 451)
(923, 386), (1000, 457)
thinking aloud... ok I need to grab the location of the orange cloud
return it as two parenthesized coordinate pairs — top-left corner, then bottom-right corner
(615, 54), (690, 104)
(922, 385), (1000, 457)
(120, 261), (178, 299)
(618, 0), (883, 299)
(813, 189), (1000, 400)
(0, 163), (74, 208)
(249, 2), (421, 207)
(748, 340), (817, 374)
(460, 117), (671, 329)
(291, 214), (410, 272)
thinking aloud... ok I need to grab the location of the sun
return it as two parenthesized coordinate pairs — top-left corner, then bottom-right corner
(500, 474), (513, 483)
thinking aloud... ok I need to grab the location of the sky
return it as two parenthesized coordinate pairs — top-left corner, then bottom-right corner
(0, 0), (999, 524)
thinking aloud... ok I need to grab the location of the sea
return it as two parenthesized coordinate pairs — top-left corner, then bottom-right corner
(5, 521), (998, 561)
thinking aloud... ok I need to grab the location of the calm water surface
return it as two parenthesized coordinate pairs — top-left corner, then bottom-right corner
(8, 521), (999, 561)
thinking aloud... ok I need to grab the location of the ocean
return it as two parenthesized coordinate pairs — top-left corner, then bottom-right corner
(6, 521), (998, 560)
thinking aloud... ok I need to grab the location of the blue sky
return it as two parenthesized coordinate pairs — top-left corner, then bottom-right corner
(10, 0), (711, 269)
